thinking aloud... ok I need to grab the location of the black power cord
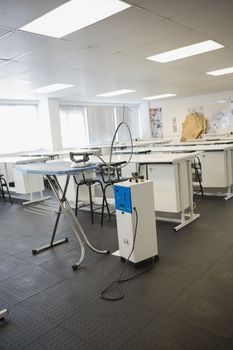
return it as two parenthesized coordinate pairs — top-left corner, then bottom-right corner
(100, 207), (154, 301)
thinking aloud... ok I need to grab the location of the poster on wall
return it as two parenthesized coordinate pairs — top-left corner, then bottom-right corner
(205, 100), (231, 133)
(149, 108), (163, 138)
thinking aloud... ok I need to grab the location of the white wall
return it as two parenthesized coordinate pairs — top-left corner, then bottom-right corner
(38, 98), (62, 150)
(144, 90), (233, 139)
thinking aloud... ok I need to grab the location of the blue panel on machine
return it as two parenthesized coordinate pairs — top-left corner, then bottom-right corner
(114, 185), (132, 213)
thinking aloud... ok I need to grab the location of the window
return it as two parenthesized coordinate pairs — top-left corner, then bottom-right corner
(60, 105), (87, 148)
(0, 104), (40, 154)
(86, 106), (116, 144)
(115, 106), (140, 141)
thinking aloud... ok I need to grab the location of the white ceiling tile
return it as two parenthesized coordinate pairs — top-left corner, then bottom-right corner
(0, 0), (232, 101)
(57, 46), (117, 70)
(64, 6), (164, 46)
(0, 26), (12, 38)
(0, 0), (68, 28)
(102, 19), (188, 51)
(173, 0), (233, 31)
(17, 39), (89, 65)
(128, 29), (209, 58)
(0, 61), (31, 80)
(136, 0), (215, 18)
(0, 30), (54, 60)
(170, 47), (233, 72)
(124, 0), (145, 4)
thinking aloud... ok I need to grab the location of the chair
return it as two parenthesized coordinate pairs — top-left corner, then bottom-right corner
(99, 161), (128, 226)
(0, 174), (13, 204)
(191, 157), (204, 198)
(73, 171), (110, 224)
(70, 151), (110, 224)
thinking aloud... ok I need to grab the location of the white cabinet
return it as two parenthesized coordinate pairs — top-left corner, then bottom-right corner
(14, 170), (44, 194)
(200, 151), (227, 188)
(141, 162), (191, 213)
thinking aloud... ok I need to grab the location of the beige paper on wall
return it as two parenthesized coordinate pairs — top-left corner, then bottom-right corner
(181, 112), (208, 141)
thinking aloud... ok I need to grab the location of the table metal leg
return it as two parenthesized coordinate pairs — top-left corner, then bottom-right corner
(33, 174), (109, 269)
(31, 175), (71, 255)
(32, 207), (68, 254)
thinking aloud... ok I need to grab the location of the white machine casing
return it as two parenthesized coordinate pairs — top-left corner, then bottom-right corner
(114, 180), (158, 264)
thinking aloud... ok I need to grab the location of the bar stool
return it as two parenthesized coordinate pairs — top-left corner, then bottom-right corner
(192, 157), (204, 198)
(0, 174), (13, 204)
(99, 161), (128, 226)
(73, 172), (110, 224)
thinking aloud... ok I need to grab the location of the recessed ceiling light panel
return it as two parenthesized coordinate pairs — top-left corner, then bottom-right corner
(142, 94), (176, 100)
(146, 40), (224, 63)
(207, 67), (233, 76)
(32, 83), (74, 93)
(20, 0), (131, 38)
(97, 89), (136, 97)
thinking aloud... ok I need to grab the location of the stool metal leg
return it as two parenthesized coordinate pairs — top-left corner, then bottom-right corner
(75, 183), (79, 217)
(0, 309), (8, 320)
(46, 175), (109, 269)
(0, 177), (13, 204)
(0, 181), (5, 201)
(101, 184), (112, 226)
(88, 184), (94, 224)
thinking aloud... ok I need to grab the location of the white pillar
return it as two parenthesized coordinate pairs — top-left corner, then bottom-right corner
(139, 103), (151, 140)
(38, 99), (62, 150)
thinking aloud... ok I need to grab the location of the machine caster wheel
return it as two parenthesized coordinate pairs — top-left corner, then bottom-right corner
(120, 257), (126, 262)
(72, 265), (78, 270)
(154, 255), (159, 262)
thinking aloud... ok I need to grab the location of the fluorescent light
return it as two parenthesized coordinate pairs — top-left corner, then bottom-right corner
(20, 0), (131, 38)
(146, 40), (224, 63)
(142, 94), (176, 100)
(207, 67), (233, 76)
(32, 83), (74, 93)
(97, 89), (136, 97)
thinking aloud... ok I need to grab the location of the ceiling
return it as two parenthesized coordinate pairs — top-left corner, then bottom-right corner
(0, 0), (233, 103)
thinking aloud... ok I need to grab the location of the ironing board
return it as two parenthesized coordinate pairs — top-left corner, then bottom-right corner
(16, 161), (109, 269)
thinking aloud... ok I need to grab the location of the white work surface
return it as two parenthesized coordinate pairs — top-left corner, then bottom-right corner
(165, 139), (233, 146)
(150, 144), (233, 200)
(22, 148), (100, 158)
(89, 152), (200, 230)
(0, 156), (49, 204)
(83, 139), (171, 154)
(113, 147), (151, 154)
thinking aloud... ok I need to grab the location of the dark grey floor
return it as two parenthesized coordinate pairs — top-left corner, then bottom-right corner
(0, 195), (233, 349)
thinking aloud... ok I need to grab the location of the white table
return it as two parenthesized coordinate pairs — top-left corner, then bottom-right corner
(0, 156), (49, 204)
(83, 139), (171, 154)
(165, 139), (233, 146)
(16, 161), (109, 268)
(150, 144), (233, 200)
(113, 148), (151, 154)
(90, 153), (201, 231)
(22, 148), (100, 159)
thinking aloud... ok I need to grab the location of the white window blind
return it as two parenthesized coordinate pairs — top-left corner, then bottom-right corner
(0, 104), (40, 154)
(115, 106), (140, 141)
(86, 106), (116, 144)
(60, 105), (87, 148)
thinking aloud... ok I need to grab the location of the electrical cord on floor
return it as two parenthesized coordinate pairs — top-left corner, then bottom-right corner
(100, 207), (154, 301)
